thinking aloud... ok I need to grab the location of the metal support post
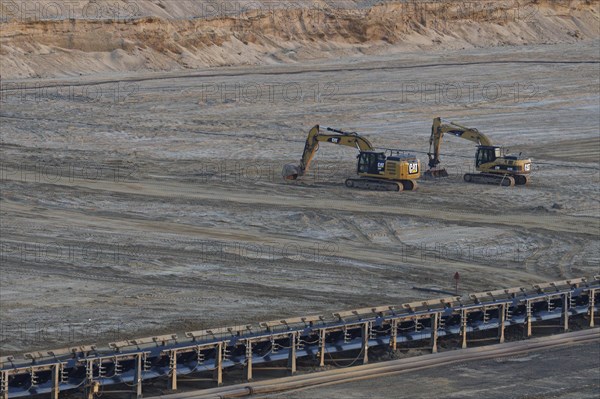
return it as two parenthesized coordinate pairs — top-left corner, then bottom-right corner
(461, 309), (468, 349)
(51, 364), (60, 399)
(563, 293), (570, 331)
(135, 354), (143, 399)
(1, 371), (9, 399)
(169, 350), (178, 391)
(431, 313), (438, 353)
(526, 300), (532, 337)
(590, 289), (596, 327)
(362, 322), (369, 364)
(319, 329), (326, 367)
(499, 303), (506, 344)
(214, 343), (223, 386)
(390, 319), (398, 351)
(246, 342), (253, 381)
(288, 333), (297, 375)
(86, 360), (95, 399)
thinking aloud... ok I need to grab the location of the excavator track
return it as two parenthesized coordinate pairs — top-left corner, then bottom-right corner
(513, 174), (530, 185)
(401, 179), (418, 191)
(345, 178), (417, 192)
(463, 173), (515, 187)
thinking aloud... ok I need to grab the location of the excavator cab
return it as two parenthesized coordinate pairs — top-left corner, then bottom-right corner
(475, 146), (502, 167)
(357, 152), (386, 175)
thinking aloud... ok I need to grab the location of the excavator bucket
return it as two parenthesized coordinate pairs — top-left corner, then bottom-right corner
(282, 164), (300, 180)
(423, 168), (449, 179)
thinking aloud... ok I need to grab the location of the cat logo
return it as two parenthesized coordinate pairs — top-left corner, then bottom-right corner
(377, 162), (385, 171)
(408, 162), (419, 174)
(330, 137), (339, 144)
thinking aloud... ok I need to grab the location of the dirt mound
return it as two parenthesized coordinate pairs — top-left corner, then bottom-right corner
(1, 0), (598, 79)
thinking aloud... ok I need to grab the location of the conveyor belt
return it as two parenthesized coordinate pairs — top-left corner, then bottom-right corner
(1, 276), (598, 399)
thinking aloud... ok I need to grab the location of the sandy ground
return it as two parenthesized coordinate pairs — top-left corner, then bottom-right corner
(1, 0), (598, 79)
(1, 38), (599, 354)
(266, 341), (600, 399)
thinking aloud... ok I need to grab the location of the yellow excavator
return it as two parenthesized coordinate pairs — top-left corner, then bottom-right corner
(426, 117), (532, 186)
(283, 125), (420, 191)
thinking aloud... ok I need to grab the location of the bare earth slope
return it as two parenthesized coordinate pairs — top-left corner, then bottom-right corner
(1, 0), (598, 78)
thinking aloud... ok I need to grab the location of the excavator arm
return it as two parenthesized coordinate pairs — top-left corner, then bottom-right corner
(283, 125), (374, 179)
(428, 117), (493, 169)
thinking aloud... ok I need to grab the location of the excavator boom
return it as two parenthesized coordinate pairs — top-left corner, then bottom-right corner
(428, 117), (492, 169)
(283, 125), (374, 179)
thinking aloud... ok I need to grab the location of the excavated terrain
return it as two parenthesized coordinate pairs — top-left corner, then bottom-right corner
(269, 342), (600, 399)
(0, 0), (599, 377)
(1, 0), (598, 78)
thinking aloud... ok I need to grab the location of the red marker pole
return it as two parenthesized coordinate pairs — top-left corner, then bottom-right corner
(454, 272), (460, 295)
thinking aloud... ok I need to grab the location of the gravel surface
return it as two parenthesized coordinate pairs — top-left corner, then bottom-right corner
(266, 341), (600, 399)
(2, 40), (599, 354)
